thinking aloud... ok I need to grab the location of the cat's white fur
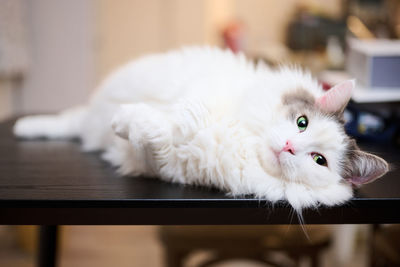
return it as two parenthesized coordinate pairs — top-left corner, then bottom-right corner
(14, 46), (388, 211)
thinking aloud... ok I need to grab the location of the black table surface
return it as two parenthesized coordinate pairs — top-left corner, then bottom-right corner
(0, 118), (399, 225)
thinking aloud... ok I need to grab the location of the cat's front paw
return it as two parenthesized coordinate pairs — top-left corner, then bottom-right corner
(111, 104), (137, 140)
(111, 103), (170, 149)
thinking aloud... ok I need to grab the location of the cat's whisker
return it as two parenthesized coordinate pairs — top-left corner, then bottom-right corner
(298, 216), (311, 241)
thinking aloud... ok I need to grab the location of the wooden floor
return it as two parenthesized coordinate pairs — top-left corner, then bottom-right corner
(0, 226), (164, 267)
(60, 226), (164, 267)
(0, 225), (368, 267)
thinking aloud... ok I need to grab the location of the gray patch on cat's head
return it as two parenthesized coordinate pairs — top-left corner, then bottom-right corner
(281, 88), (319, 120)
(282, 88), (315, 107)
(282, 88), (346, 123)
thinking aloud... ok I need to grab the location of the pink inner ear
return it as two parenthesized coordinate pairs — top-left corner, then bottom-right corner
(348, 175), (377, 186)
(316, 80), (355, 113)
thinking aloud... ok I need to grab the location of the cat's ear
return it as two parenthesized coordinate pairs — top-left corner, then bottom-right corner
(343, 150), (389, 186)
(316, 80), (355, 114)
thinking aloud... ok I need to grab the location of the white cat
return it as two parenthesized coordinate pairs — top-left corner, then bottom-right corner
(14, 46), (388, 212)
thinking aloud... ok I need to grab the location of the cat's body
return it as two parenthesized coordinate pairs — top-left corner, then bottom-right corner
(14, 46), (388, 211)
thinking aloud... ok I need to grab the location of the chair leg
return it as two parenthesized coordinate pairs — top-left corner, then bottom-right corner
(164, 247), (188, 267)
(310, 253), (320, 267)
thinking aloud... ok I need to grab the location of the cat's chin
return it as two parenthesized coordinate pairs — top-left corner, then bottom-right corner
(285, 182), (353, 211)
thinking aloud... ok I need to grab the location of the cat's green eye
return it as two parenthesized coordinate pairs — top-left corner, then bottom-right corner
(296, 116), (308, 132)
(312, 153), (327, 167)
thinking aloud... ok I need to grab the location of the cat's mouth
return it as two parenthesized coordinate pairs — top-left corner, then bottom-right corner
(271, 146), (294, 164)
(270, 148), (298, 181)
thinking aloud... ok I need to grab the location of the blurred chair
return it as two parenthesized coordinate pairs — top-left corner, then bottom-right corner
(159, 225), (331, 267)
(371, 224), (400, 267)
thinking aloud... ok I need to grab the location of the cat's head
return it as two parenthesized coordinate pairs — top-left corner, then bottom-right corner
(266, 80), (388, 200)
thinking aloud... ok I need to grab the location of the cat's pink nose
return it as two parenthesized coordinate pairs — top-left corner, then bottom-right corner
(282, 140), (295, 155)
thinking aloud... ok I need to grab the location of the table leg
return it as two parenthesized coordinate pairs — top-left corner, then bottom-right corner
(37, 225), (59, 267)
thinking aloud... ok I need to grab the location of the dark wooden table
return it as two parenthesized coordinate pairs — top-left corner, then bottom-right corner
(0, 118), (399, 266)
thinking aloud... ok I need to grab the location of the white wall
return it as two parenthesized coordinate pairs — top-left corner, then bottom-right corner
(10, 0), (343, 115)
(0, 81), (15, 121)
(19, 0), (95, 113)
(96, 0), (209, 81)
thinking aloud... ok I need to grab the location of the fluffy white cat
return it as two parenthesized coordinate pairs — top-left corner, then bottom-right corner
(14, 46), (388, 211)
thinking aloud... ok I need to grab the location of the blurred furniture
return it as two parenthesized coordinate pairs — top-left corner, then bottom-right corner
(286, 10), (346, 52)
(159, 225), (331, 267)
(371, 224), (400, 267)
(1, 118), (400, 267)
(347, 39), (400, 88)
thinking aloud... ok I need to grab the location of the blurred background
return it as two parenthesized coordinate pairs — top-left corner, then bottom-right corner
(1, 0), (400, 266)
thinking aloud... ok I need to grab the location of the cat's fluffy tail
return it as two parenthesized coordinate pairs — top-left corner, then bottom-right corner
(13, 106), (87, 139)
